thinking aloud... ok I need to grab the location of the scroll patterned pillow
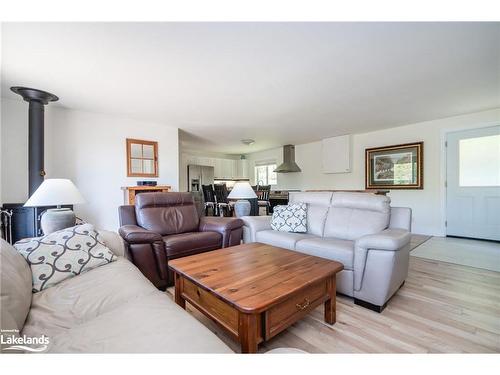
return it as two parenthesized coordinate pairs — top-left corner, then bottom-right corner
(271, 203), (307, 233)
(14, 223), (116, 293)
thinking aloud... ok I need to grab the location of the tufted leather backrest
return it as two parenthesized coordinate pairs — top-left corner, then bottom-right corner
(135, 192), (199, 236)
(323, 192), (391, 240)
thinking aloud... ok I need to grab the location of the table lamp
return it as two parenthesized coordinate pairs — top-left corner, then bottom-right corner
(24, 178), (86, 235)
(227, 182), (257, 217)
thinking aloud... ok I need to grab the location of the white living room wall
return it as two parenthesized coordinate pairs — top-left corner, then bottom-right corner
(1, 97), (179, 231)
(245, 108), (500, 236)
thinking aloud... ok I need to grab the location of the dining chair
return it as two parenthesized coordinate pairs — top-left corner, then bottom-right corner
(257, 185), (271, 215)
(201, 184), (216, 216)
(214, 183), (233, 217)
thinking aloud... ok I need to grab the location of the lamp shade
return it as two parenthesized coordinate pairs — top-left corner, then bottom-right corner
(227, 182), (257, 199)
(24, 179), (85, 207)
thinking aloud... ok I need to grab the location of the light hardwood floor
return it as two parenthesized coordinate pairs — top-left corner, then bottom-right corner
(167, 255), (500, 353)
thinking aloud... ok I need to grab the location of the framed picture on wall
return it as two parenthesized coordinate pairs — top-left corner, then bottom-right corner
(365, 142), (423, 189)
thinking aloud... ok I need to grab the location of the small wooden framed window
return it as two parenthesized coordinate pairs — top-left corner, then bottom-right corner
(126, 138), (158, 177)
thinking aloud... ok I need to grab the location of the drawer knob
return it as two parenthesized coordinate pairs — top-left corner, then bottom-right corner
(296, 298), (310, 311)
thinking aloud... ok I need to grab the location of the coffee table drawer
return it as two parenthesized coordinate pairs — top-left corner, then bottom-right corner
(265, 280), (327, 339)
(182, 278), (239, 337)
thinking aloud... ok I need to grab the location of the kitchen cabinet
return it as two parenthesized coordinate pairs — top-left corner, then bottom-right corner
(221, 159), (235, 179)
(200, 157), (215, 167)
(184, 153), (249, 180)
(232, 160), (239, 178)
(236, 159), (249, 178)
(214, 159), (224, 178)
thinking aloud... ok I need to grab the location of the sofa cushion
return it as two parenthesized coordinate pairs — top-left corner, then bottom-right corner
(135, 192), (199, 236)
(163, 231), (221, 259)
(38, 292), (232, 353)
(323, 193), (390, 241)
(295, 237), (354, 270)
(22, 258), (155, 337)
(14, 224), (116, 293)
(0, 239), (32, 332)
(289, 192), (331, 236)
(21, 257), (231, 353)
(270, 203), (307, 233)
(256, 230), (315, 250)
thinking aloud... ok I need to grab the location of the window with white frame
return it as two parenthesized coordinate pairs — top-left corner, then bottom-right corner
(254, 162), (277, 186)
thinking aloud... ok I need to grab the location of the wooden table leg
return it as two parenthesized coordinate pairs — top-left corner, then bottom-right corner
(238, 313), (258, 353)
(324, 275), (336, 325)
(174, 272), (186, 309)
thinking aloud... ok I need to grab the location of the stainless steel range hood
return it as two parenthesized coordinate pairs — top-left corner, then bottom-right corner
(274, 145), (301, 173)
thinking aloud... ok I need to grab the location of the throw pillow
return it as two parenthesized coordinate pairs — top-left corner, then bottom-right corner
(14, 223), (116, 293)
(271, 203), (307, 233)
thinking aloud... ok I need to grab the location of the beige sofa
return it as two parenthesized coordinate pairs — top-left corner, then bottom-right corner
(242, 192), (412, 312)
(0, 231), (231, 353)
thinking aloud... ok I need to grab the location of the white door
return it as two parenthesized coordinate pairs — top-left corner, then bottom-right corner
(446, 125), (500, 241)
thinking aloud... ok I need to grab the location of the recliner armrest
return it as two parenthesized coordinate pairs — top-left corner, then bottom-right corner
(118, 225), (162, 244)
(199, 217), (244, 248)
(199, 216), (244, 233)
(356, 229), (411, 251)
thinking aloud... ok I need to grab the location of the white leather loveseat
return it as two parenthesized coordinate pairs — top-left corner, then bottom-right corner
(242, 192), (412, 312)
(0, 231), (231, 353)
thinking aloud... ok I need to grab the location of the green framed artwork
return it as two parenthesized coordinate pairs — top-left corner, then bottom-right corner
(365, 142), (423, 189)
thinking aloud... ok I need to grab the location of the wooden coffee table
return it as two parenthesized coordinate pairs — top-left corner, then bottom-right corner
(169, 242), (344, 353)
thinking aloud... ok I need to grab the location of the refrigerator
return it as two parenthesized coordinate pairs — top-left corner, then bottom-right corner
(187, 164), (215, 192)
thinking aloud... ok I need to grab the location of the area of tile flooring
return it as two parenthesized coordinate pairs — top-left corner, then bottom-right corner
(411, 236), (500, 272)
(409, 234), (432, 251)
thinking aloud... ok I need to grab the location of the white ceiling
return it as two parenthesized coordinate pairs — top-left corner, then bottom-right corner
(2, 22), (499, 154)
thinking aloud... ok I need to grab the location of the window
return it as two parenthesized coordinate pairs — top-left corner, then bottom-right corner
(255, 163), (277, 185)
(459, 134), (500, 187)
(126, 138), (158, 177)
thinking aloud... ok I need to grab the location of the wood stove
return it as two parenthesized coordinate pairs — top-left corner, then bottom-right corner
(1, 87), (59, 243)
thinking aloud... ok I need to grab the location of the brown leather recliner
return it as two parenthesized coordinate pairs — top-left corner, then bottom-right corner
(118, 192), (244, 290)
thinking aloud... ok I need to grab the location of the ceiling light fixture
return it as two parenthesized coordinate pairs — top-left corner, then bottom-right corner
(241, 139), (255, 146)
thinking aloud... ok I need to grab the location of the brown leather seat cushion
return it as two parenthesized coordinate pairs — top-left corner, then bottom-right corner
(164, 231), (222, 259)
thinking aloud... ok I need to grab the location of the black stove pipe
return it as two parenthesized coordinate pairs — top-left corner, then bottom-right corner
(28, 100), (45, 196)
(10, 87), (59, 196)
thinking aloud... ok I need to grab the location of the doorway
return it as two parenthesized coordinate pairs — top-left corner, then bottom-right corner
(445, 125), (500, 241)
